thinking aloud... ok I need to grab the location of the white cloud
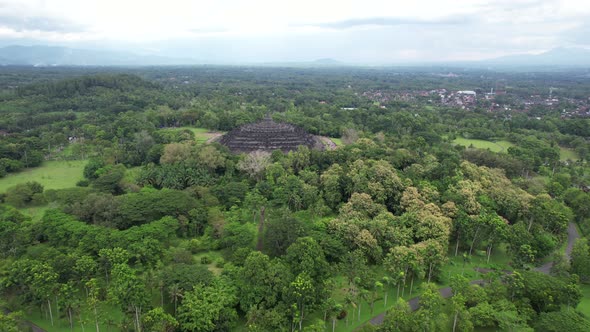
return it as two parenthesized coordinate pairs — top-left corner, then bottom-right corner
(0, 0), (588, 62)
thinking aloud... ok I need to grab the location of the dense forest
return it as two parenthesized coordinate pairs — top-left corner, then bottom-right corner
(1, 66), (589, 332)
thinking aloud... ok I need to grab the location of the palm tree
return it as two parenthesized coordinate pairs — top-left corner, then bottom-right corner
(168, 283), (183, 315)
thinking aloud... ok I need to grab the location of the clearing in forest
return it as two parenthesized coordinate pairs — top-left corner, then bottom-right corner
(0, 160), (87, 193)
(559, 147), (580, 161)
(453, 137), (514, 153)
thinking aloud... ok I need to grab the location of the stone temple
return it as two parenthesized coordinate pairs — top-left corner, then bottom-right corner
(219, 116), (322, 153)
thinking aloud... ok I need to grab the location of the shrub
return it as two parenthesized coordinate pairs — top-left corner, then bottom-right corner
(200, 256), (211, 264)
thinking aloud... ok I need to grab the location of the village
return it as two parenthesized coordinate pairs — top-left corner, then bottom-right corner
(361, 86), (590, 117)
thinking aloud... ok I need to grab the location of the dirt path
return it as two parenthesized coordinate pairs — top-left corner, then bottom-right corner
(365, 222), (580, 327)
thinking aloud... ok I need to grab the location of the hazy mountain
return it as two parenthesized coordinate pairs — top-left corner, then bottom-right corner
(0, 45), (196, 66)
(479, 48), (590, 67)
(313, 58), (341, 65)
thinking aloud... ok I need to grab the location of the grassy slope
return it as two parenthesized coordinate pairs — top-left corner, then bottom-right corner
(0, 160), (87, 193)
(453, 138), (514, 153)
(560, 147), (580, 161)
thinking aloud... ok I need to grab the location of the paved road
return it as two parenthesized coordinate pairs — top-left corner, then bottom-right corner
(367, 222), (580, 327)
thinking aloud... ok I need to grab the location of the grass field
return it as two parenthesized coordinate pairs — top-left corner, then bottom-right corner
(578, 284), (590, 318)
(0, 160), (87, 193)
(27, 301), (124, 332)
(177, 127), (225, 144)
(331, 137), (343, 146)
(21, 205), (52, 222)
(193, 251), (225, 276)
(453, 138), (514, 153)
(559, 147), (580, 161)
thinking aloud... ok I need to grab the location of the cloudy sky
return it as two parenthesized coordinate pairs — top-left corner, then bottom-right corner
(0, 0), (589, 63)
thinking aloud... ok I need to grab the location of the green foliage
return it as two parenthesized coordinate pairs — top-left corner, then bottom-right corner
(3, 181), (44, 207)
(535, 308), (590, 332)
(177, 278), (238, 332)
(571, 238), (590, 283)
(1, 67), (589, 332)
(0, 310), (23, 332)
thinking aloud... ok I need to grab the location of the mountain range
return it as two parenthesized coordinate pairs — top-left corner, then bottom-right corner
(0, 45), (589, 67)
(0, 45), (193, 66)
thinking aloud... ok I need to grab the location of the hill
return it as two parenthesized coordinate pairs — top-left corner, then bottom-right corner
(0, 45), (194, 66)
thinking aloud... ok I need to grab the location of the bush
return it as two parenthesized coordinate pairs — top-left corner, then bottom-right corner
(76, 179), (90, 187)
(4, 181), (44, 207)
(200, 256), (212, 264)
(337, 309), (347, 320)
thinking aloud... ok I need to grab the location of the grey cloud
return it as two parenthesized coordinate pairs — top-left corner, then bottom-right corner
(0, 15), (87, 32)
(300, 15), (474, 30)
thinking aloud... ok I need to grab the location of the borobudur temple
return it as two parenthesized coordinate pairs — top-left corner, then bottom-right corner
(219, 116), (322, 153)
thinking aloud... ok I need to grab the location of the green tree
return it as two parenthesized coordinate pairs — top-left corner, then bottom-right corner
(109, 263), (148, 332)
(177, 279), (238, 332)
(142, 307), (178, 332)
(380, 298), (413, 332)
(535, 308), (590, 332)
(571, 238), (590, 282)
(0, 310), (22, 332)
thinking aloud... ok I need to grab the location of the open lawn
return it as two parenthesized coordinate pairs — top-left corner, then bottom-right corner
(330, 137), (343, 146)
(193, 251), (225, 276)
(0, 160), (86, 193)
(178, 127), (225, 144)
(453, 138), (514, 153)
(578, 284), (590, 318)
(21, 204), (52, 222)
(560, 147), (580, 161)
(26, 301), (124, 332)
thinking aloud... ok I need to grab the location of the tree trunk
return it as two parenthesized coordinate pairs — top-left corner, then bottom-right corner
(134, 305), (142, 332)
(68, 308), (73, 331)
(332, 318), (336, 332)
(487, 243), (493, 264)
(298, 303), (304, 331)
(256, 206), (266, 251)
(428, 263), (433, 283)
(55, 295), (59, 328)
(455, 233), (460, 256)
(358, 302), (361, 322)
(384, 292), (388, 307)
(409, 276), (414, 296)
(79, 313), (86, 332)
(453, 312), (458, 332)
(94, 305), (100, 332)
(469, 225), (481, 256)
(48, 299), (54, 326)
